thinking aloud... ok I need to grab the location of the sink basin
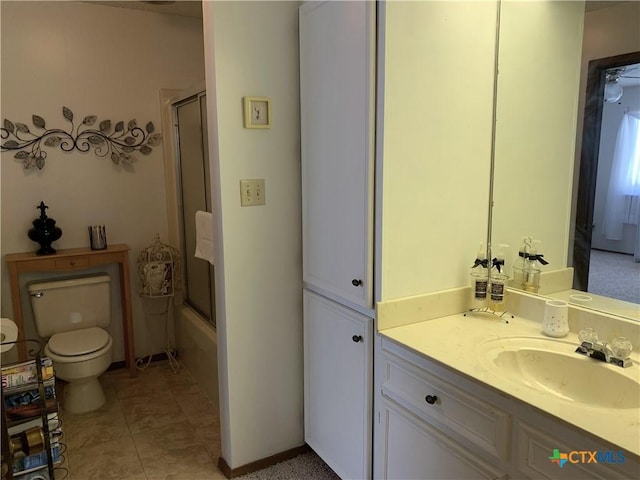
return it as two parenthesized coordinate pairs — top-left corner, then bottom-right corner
(477, 337), (640, 409)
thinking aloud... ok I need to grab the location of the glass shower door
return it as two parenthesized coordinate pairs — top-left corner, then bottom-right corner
(175, 92), (215, 327)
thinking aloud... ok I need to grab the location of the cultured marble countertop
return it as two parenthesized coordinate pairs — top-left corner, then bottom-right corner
(379, 312), (640, 458)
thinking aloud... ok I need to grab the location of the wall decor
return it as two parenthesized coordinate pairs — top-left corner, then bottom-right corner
(243, 96), (271, 129)
(0, 106), (162, 169)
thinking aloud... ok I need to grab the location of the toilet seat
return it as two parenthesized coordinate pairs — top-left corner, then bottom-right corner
(47, 327), (111, 359)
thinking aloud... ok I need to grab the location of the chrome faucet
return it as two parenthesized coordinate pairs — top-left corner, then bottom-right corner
(575, 328), (633, 368)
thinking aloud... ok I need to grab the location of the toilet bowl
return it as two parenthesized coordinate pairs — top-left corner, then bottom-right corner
(28, 274), (114, 415)
(44, 327), (113, 414)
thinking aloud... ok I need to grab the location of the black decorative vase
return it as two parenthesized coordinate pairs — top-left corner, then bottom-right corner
(28, 201), (62, 255)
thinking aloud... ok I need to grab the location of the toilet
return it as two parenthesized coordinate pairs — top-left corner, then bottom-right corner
(28, 273), (113, 414)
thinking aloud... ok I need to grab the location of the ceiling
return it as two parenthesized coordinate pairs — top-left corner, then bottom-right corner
(585, 1), (627, 12)
(84, 1), (202, 19)
(84, 1), (627, 20)
(81, 1), (639, 90)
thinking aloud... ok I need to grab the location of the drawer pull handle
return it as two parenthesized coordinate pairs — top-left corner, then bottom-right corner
(352, 335), (363, 343)
(352, 279), (363, 287)
(425, 395), (438, 405)
(70, 261), (76, 266)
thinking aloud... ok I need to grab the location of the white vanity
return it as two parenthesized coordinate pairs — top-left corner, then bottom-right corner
(374, 290), (640, 479)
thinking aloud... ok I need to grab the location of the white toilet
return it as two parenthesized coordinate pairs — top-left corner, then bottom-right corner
(28, 273), (114, 414)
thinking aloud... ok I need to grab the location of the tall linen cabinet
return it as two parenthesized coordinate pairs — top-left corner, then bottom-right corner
(299, 2), (376, 479)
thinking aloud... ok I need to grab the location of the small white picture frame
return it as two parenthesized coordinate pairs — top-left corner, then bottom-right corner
(243, 96), (271, 129)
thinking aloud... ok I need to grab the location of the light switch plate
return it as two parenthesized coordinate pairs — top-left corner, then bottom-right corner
(240, 179), (266, 206)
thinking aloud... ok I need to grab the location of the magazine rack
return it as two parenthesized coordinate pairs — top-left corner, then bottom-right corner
(1, 339), (64, 480)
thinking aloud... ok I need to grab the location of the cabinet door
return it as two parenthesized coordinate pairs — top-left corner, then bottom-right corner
(299, 1), (375, 309)
(303, 290), (372, 479)
(380, 396), (507, 480)
(514, 420), (638, 480)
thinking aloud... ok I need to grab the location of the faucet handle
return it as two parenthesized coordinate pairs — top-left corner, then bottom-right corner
(578, 328), (598, 345)
(611, 337), (633, 358)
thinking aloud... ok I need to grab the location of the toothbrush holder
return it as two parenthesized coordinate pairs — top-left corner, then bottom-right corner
(542, 299), (569, 337)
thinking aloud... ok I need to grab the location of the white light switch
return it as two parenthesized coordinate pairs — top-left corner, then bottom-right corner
(240, 179), (266, 206)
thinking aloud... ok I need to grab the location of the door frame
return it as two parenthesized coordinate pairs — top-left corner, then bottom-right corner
(573, 51), (640, 290)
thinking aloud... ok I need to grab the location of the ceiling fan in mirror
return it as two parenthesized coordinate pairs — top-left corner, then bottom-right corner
(604, 64), (640, 103)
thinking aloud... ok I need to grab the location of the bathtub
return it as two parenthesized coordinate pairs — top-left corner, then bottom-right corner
(175, 304), (219, 406)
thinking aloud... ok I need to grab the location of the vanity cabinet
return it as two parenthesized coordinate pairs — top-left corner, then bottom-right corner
(376, 336), (639, 480)
(303, 290), (372, 479)
(379, 398), (507, 480)
(513, 420), (633, 480)
(377, 339), (510, 480)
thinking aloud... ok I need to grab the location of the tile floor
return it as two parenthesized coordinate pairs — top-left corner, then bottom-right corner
(55, 361), (226, 480)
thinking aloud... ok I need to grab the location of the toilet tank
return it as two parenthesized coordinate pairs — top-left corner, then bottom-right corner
(28, 273), (111, 338)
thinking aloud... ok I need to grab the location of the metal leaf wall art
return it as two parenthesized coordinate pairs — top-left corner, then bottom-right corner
(0, 106), (162, 170)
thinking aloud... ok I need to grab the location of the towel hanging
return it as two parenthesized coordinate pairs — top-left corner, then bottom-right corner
(194, 210), (215, 265)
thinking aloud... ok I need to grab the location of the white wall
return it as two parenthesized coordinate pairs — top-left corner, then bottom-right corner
(203, 1), (303, 469)
(0, 1), (205, 360)
(379, 1), (496, 300)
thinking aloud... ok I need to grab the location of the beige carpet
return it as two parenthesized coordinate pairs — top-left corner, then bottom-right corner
(235, 452), (340, 480)
(588, 249), (640, 304)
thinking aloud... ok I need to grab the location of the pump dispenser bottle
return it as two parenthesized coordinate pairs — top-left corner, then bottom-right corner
(490, 244), (509, 309)
(513, 237), (530, 290)
(470, 243), (489, 309)
(523, 240), (548, 293)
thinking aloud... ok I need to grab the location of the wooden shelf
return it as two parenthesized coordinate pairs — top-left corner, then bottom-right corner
(6, 244), (136, 377)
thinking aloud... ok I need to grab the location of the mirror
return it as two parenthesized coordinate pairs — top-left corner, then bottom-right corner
(490, 0), (640, 321)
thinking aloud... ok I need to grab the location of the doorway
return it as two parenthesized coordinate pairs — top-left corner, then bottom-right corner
(573, 51), (640, 295)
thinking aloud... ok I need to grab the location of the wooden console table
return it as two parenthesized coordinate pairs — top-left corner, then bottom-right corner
(6, 244), (136, 377)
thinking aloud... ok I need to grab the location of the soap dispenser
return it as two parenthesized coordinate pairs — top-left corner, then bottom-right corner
(523, 240), (548, 294)
(470, 242), (489, 309)
(512, 237), (531, 290)
(490, 244), (509, 308)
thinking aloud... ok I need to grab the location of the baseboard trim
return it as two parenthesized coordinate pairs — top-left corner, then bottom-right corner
(107, 351), (176, 371)
(217, 444), (310, 479)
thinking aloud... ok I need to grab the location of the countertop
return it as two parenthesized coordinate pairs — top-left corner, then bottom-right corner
(379, 312), (640, 458)
(547, 289), (640, 322)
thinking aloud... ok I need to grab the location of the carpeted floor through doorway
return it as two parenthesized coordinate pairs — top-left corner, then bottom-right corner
(588, 249), (640, 304)
(235, 451), (340, 480)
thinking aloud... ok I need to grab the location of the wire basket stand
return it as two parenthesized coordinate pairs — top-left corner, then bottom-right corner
(135, 235), (182, 373)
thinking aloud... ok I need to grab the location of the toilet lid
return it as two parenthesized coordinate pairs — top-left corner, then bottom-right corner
(48, 327), (109, 356)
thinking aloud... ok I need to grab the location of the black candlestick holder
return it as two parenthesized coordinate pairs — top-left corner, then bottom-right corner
(27, 201), (62, 255)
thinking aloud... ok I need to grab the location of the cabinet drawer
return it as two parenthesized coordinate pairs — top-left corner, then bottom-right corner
(382, 351), (510, 462)
(54, 256), (89, 270)
(381, 395), (508, 480)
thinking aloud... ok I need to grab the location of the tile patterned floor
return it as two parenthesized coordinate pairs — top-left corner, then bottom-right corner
(55, 361), (225, 480)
